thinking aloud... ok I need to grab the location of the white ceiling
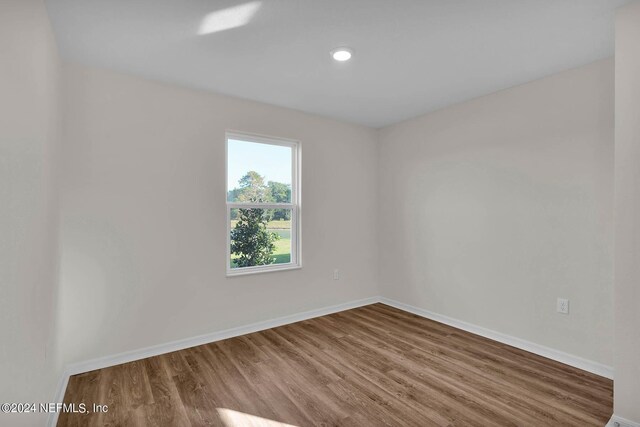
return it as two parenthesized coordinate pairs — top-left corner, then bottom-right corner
(46, 0), (628, 128)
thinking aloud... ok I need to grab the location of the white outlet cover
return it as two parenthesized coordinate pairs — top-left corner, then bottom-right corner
(557, 298), (570, 314)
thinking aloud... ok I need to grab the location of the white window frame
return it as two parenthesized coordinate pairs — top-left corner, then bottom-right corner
(226, 131), (301, 276)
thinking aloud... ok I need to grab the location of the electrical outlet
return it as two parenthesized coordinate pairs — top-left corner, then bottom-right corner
(333, 269), (339, 280)
(557, 298), (569, 314)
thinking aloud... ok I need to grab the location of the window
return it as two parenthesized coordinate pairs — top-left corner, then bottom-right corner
(226, 132), (301, 275)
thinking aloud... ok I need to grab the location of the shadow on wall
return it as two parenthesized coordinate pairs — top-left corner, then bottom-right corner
(58, 216), (140, 363)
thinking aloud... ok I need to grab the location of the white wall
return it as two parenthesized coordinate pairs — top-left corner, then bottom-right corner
(58, 64), (379, 365)
(378, 59), (614, 366)
(614, 2), (640, 423)
(0, 0), (60, 425)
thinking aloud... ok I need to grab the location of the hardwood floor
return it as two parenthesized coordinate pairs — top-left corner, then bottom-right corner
(58, 303), (613, 426)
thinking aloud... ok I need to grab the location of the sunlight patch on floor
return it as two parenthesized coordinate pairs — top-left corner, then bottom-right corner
(217, 408), (298, 427)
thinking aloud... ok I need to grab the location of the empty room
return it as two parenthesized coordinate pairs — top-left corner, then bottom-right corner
(2, 0), (640, 426)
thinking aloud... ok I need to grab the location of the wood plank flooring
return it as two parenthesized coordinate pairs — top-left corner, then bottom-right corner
(57, 303), (613, 426)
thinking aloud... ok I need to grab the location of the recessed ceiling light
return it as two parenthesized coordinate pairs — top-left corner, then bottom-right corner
(331, 47), (353, 62)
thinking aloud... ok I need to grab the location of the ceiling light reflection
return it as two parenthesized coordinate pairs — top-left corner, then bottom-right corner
(198, 1), (262, 35)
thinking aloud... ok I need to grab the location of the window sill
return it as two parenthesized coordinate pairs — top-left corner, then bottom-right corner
(226, 264), (302, 277)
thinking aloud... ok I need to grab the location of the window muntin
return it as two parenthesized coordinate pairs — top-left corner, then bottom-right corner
(226, 132), (300, 275)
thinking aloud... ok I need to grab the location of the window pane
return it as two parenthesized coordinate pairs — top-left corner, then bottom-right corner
(227, 139), (292, 203)
(230, 208), (292, 269)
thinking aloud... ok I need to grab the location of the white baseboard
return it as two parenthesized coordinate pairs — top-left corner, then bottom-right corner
(50, 295), (615, 427)
(378, 297), (614, 379)
(48, 296), (378, 427)
(607, 415), (640, 427)
(62, 296), (378, 377)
